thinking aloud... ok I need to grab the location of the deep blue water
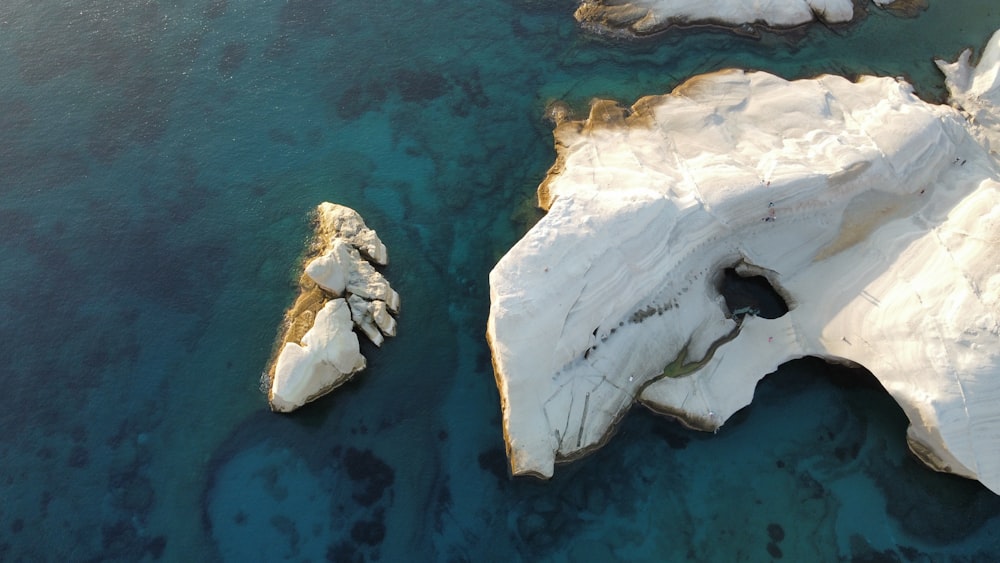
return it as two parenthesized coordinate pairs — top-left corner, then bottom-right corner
(3, 0), (1000, 561)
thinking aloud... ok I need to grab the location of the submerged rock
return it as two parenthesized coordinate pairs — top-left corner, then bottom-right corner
(266, 203), (399, 412)
(574, 0), (921, 37)
(487, 29), (1000, 493)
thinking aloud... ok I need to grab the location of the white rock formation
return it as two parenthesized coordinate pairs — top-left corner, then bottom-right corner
(487, 30), (1000, 494)
(267, 203), (399, 413)
(305, 239), (401, 311)
(939, 28), (1000, 161)
(269, 299), (366, 413)
(575, 0), (915, 36)
(315, 201), (389, 265)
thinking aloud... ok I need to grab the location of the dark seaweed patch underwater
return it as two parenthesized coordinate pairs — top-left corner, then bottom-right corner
(1, 0), (1000, 560)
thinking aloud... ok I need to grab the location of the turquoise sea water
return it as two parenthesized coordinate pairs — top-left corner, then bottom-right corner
(3, 0), (1000, 560)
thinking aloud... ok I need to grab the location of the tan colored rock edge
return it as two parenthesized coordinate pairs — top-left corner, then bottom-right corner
(265, 203), (399, 413)
(574, 0), (924, 38)
(488, 29), (1000, 493)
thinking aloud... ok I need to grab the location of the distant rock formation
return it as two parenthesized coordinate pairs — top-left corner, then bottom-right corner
(487, 29), (1000, 493)
(266, 203), (399, 413)
(575, 0), (925, 37)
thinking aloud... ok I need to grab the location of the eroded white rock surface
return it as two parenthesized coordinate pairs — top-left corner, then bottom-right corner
(488, 31), (1000, 493)
(939, 28), (1000, 160)
(575, 0), (916, 36)
(267, 203), (399, 413)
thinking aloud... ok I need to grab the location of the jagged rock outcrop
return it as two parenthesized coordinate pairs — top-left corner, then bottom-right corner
(266, 203), (399, 413)
(487, 29), (1000, 493)
(575, 0), (924, 37)
(939, 31), (1000, 160)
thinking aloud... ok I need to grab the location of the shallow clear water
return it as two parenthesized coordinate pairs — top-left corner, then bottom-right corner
(2, 0), (1000, 560)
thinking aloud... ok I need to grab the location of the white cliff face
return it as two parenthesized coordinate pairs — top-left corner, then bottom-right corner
(487, 32), (1000, 493)
(267, 203), (399, 413)
(575, 0), (912, 36)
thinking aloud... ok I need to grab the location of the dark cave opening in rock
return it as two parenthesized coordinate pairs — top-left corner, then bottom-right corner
(718, 267), (789, 319)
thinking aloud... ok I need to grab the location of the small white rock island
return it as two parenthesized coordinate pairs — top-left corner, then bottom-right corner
(266, 203), (399, 413)
(488, 29), (1000, 493)
(575, 0), (923, 37)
